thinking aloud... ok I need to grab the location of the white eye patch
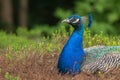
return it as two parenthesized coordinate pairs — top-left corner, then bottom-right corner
(72, 18), (80, 23)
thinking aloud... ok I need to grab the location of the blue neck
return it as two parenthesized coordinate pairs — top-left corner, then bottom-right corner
(67, 24), (84, 48)
(58, 24), (85, 75)
(74, 24), (84, 37)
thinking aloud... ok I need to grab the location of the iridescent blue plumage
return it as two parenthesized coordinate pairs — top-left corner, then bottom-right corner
(57, 14), (92, 75)
(58, 25), (84, 74)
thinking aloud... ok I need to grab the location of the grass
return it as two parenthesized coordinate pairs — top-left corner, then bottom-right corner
(0, 26), (120, 80)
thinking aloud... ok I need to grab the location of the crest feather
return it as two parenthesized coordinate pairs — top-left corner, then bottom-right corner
(81, 14), (92, 27)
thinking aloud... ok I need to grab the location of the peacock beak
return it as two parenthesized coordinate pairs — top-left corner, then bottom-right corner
(62, 18), (70, 23)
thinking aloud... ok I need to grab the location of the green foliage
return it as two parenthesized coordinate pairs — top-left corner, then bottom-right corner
(1, 25), (120, 50)
(0, 31), (34, 52)
(4, 72), (20, 80)
(84, 28), (120, 47)
(0, 25), (120, 60)
(16, 25), (58, 40)
(54, 0), (120, 35)
(90, 21), (116, 34)
(54, 8), (72, 20)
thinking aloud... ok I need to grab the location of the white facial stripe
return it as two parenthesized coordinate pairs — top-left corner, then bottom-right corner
(72, 18), (80, 23)
(69, 17), (74, 20)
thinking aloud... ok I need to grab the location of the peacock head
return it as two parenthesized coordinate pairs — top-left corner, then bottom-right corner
(62, 14), (92, 29)
(62, 15), (82, 29)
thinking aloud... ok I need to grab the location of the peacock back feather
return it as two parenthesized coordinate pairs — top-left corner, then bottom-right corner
(84, 46), (120, 64)
(82, 46), (120, 73)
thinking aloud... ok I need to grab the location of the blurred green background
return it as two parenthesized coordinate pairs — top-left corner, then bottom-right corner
(0, 0), (120, 36)
(0, 1), (120, 79)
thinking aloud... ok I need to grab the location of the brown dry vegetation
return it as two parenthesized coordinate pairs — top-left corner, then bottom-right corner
(0, 49), (120, 80)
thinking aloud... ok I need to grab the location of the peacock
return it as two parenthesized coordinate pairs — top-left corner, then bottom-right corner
(57, 14), (120, 75)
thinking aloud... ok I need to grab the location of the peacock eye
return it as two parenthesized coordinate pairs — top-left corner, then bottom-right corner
(71, 18), (80, 24)
(70, 17), (76, 22)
